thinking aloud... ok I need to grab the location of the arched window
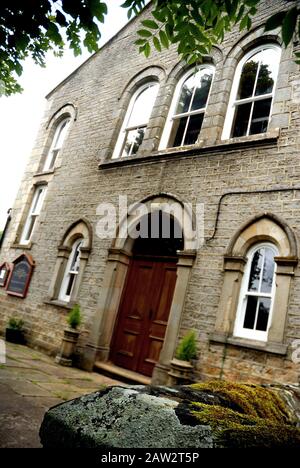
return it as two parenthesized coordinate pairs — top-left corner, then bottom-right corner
(113, 83), (159, 159)
(222, 45), (281, 139)
(59, 238), (83, 302)
(159, 66), (214, 149)
(43, 118), (71, 171)
(234, 243), (278, 341)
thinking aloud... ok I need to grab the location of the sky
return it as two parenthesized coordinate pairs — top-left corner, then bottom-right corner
(0, 2), (130, 231)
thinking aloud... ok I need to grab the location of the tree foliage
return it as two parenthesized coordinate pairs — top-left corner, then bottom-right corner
(0, 0), (299, 96)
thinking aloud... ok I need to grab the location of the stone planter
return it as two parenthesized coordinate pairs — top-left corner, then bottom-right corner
(55, 329), (80, 367)
(5, 327), (25, 345)
(167, 358), (194, 386)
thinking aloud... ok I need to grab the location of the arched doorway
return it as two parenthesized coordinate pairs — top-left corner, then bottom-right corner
(110, 212), (183, 377)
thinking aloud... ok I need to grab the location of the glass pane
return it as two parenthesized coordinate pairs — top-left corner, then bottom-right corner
(70, 241), (82, 272)
(248, 249), (264, 292)
(168, 116), (188, 147)
(243, 296), (257, 329)
(231, 102), (252, 138)
(183, 113), (204, 146)
(66, 274), (76, 297)
(24, 216), (37, 242)
(176, 75), (195, 114)
(191, 69), (213, 111)
(256, 298), (271, 331)
(127, 84), (159, 128)
(122, 128), (145, 156)
(55, 119), (70, 149)
(249, 98), (272, 135)
(261, 248), (275, 294)
(237, 58), (259, 100)
(255, 49), (279, 96)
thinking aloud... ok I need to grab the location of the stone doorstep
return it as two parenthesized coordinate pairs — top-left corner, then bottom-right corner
(94, 361), (151, 386)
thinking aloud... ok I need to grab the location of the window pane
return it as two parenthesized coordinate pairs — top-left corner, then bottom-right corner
(23, 216), (37, 242)
(176, 75), (195, 114)
(66, 274), (76, 297)
(237, 59), (259, 100)
(249, 98), (272, 135)
(231, 102), (252, 137)
(127, 85), (158, 128)
(261, 248), (275, 293)
(191, 70), (213, 111)
(122, 128), (145, 156)
(70, 241), (82, 272)
(55, 120), (70, 149)
(243, 296), (257, 329)
(183, 113), (204, 146)
(255, 49), (279, 96)
(248, 249), (264, 292)
(169, 116), (188, 147)
(256, 298), (271, 331)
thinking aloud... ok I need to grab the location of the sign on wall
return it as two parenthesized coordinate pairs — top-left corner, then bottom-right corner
(0, 263), (11, 288)
(6, 254), (35, 298)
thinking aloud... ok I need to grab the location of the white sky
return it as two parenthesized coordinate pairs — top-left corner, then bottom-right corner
(0, 2), (130, 230)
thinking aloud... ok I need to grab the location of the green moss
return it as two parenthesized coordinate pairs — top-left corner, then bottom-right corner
(188, 381), (300, 448)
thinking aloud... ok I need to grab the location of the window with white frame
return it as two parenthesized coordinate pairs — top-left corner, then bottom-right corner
(222, 45), (281, 139)
(112, 83), (159, 159)
(159, 66), (214, 149)
(20, 186), (47, 244)
(59, 239), (83, 302)
(43, 118), (71, 171)
(234, 243), (278, 341)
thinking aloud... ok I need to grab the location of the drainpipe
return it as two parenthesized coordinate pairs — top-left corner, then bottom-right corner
(0, 208), (12, 251)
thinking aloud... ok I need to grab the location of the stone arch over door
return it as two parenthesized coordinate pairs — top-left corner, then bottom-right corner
(84, 194), (197, 384)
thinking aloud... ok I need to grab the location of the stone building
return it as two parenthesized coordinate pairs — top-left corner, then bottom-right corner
(1, 0), (300, 386)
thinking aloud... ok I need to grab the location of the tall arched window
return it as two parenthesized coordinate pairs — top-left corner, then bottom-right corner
(112, 83), (159, 159)
(43, 118), (71, 171)
(234, 243), (278, 341)
(222, 45), (281, 139)
(159, 66), (214, 149)
(59, 238), (83, 302)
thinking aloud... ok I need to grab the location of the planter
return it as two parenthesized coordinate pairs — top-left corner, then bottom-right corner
(5, 327), (25, 345)
(55, 328), (80, 367)
(167, 358), (194, 386)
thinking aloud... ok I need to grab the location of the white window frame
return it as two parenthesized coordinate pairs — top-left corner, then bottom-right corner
(20, 186), (47, 245)
(112, 82), (159, 159)
(234, 243), (278, 342)
(222, 44), (281, 140)
(59, 239), (83, 302)
(43, 118), (71, 172)
(159, 65), (215, 150)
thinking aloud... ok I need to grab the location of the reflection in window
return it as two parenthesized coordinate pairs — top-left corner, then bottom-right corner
(59, 239), (83, 302)
(43, 118), (71, 172)
(20, 186), (47, 244)
(167, 68), (213, 147)
(113, 83), (159, 158)
(229, 46), (280, 138)
(235, 244), (277, 340)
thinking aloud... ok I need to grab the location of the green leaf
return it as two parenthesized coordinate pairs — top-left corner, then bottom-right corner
(265, 11), (286, 32)
(282, 7), (298, 47)
(142, 19), (159, 30)
(153, 36), (162, 52)
(159, 30), (169, 48)
(137, 29), (153, 38)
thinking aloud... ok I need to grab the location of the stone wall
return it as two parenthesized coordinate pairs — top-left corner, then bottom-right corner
(0, 0), (299, 385)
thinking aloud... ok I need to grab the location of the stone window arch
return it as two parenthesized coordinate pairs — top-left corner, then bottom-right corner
(47, 219), (92, 306)
(212, 214), (298, 355)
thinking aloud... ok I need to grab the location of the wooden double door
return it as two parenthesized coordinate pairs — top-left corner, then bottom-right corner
(110, 257), (177, 377)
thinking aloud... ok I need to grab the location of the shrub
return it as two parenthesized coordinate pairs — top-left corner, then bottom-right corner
(175, 330), (197, 362)
(67, 305), (82, 330)
(8, 318), (24, 330)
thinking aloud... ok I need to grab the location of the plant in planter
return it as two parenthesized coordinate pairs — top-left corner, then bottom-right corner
(168, 330), (197, 386)
(5, 318), (25, 345)
(55, 305), (82, 367)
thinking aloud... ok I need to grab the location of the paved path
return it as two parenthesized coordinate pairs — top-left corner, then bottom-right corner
(0, 342), (121, 448)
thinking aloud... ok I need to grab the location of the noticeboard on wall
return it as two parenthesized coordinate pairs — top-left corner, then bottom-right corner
(0, 262), (11, 288)
(6, 254), (35, 298)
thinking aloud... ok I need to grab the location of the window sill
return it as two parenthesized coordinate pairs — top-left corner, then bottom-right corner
(209, 332), (287, 356)
(33, 170), (55, 177)
(99, 129), (280, 168)
(11, 242), (33, 250)
(43, 299), (74, 310)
